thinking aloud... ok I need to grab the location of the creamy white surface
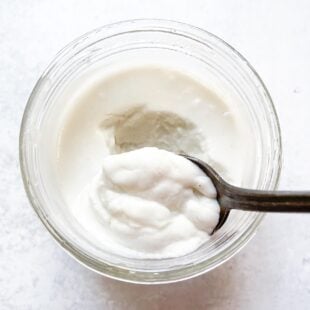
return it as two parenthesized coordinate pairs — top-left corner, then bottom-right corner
(76, 147), (219, 257)
(56, 64), (256, 258)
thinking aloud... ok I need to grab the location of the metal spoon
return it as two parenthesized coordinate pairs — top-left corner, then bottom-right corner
(183, 155), (310, 233)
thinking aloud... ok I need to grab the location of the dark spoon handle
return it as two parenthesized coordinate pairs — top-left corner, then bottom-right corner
(220, 187), (310, 212)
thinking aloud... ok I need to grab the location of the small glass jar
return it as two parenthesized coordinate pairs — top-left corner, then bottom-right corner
(20, 19), (282, 284)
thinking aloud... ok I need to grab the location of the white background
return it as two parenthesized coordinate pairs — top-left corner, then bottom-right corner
(1, 0), (310, 309)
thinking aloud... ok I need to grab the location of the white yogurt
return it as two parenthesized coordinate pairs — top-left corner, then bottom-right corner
(76, 147), (219, 257)
(56, 64), (257, 258)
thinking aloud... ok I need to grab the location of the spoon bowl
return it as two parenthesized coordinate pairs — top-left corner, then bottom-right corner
(183, 155), (310, 233)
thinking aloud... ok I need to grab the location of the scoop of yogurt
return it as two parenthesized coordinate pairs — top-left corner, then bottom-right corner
(76, 147), (220, 258)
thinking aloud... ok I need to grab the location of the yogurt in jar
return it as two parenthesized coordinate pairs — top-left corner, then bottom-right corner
(56, 65), (256, 258)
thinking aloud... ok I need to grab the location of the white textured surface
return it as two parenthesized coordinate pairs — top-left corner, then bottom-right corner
(1, 0), (310, 309)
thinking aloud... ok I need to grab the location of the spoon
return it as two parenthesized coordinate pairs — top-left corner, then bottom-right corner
(183, 155), (310, 233)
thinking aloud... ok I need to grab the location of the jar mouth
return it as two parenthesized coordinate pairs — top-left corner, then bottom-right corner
(19, 19), (282, 284)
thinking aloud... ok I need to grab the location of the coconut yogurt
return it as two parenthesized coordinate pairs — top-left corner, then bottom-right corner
(56, 64), (256, 258)
(76, 147), (220, 257)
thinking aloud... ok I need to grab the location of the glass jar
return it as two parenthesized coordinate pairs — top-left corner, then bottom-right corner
(19, 19), (282, 284)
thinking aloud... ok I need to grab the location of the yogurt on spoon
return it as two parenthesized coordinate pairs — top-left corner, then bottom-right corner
(75, 147), (220, 258)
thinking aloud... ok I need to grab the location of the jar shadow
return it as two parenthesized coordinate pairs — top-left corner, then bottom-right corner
(87, 215), (276, 309)
(96, 260), (238, 310)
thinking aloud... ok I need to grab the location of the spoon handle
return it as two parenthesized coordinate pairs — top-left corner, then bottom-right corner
(221, 187), (310, 212)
